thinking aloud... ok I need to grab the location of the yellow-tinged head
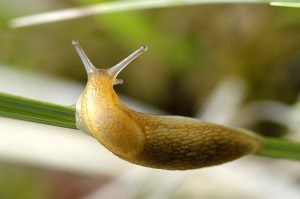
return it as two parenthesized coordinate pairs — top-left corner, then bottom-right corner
(73, 40), (147, 159)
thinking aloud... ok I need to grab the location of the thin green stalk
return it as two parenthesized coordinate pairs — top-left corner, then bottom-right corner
(271, 2), (300, 7)
(256, 137), (300, 160)
(9, 0), (296, 28)
(1, 92), (300, 161)
(0, 92), (76, 129)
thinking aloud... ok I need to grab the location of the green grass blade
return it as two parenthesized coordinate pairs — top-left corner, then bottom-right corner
(9, 0), (276, 28)
(271, 2), (300, 8)
(256, 137), (300, 161)
(0, 92), (76, 129)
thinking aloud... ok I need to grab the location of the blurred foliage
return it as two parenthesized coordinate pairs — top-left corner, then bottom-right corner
(0, 162), (110, 199)
(0, 1), (299, 117)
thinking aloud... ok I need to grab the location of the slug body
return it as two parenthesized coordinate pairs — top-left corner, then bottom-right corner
(73, 40), (262, 170)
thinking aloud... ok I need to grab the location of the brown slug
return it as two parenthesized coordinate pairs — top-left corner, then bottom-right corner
(73, 39), (262, 170)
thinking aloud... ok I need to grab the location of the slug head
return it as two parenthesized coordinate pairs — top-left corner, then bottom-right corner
(73, 39), (148, 159)
(72, 39), (148, 84)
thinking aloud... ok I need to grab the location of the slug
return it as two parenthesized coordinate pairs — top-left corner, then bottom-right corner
(72, 39), (262, 170)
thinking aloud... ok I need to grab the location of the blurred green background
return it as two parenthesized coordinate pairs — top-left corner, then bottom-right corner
(1, 1), (299, 117)
(0, 0), (299, 198)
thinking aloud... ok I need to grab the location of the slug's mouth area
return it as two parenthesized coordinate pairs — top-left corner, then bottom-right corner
(75, 94), (91, 136)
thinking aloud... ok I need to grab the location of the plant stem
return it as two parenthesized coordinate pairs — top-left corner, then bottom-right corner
(10, 0), (293, 28)
(256, 137), (300, 161)
(0, 92), (76, 129)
